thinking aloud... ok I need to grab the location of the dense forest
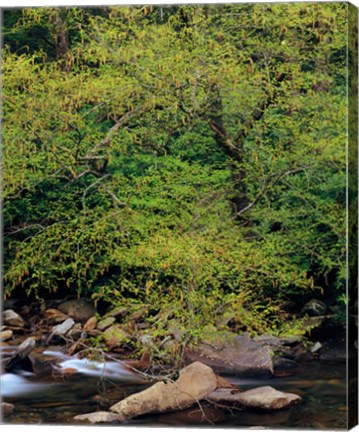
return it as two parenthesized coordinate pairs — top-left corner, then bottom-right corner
(2, 3), (349, 351)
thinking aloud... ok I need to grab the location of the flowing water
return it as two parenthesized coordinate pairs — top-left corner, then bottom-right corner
(1, 347), (348, 429)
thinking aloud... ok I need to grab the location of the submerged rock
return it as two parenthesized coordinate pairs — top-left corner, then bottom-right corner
(74, 411), (123, 424)
(3, 309), (25, 328)
(110, 361), (218, 419)
(58, 299), (96, 322)
(208, 386), (301, 410)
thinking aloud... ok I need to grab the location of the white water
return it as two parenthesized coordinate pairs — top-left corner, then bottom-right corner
(43, 349), (145, 382)
(1, 349), (145, 398)
(56, 357), (142, 381)
(1, 373), (49, 398)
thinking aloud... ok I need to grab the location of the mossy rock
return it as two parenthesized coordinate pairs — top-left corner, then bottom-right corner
(104, 325), (132, 349)
(97, 317), (116, 331)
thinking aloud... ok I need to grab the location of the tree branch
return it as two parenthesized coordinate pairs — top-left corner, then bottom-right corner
(237, 166), (307, 217)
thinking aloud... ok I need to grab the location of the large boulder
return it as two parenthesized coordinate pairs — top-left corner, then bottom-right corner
(58, 299), (96, 322)
(110, 361), (218, 419)
(208, 386), (301, 410)
(3, 309), (25, 328)
(185, 334), (273, 376)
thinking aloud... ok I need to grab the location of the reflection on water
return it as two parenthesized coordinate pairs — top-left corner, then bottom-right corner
(1, 348), (347, 429)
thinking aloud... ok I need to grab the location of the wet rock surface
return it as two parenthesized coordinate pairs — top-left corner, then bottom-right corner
(208, 386), (301, 410)
(74, 411), (123, 424)
(5, 337), (36, 372)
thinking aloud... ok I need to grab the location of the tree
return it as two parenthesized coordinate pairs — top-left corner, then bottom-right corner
(2, 4), (348, 338)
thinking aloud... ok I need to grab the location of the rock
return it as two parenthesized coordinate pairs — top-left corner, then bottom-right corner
(46, 318), (75, 344)
(1, 402), (14, 417)
(97, 317), (116, 331)
(0, 330), (13, 341)
(185, 334), (273, 376)
(208, 386), (301, 410)
(272, 357), (298, 375)
(104, 306), (128, 320)
(254, 334), (301, 348)
(43, 309), (69, 324)
(5, 337), (36, 372)
(302, 299), (327, 317)
(29, 348), (62, 377)
(58, 299), (96, 322)
(74, 411), (123, 424)
(103, 325), (132, 349)
(129, 306), (148, 322)
(123, 352), (151, 372)
(51, 318), (76, 337)
(310, 341), (322, 353)
(318, 335), (347, 362)
(110, 361), (218, 418)
(167, 319), (185, 342)
(66, 323), (83, 340)
(84, 316), (98, 332)
(215, 374), (236, 389)
(301, 316), (325, 334)
(138, 334), (154, 348)
(3, 309), (25, 328)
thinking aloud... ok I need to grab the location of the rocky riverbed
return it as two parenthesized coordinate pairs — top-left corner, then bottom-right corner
(0, 296), (352, 427)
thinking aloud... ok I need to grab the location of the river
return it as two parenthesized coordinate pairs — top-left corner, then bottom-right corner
(1, 347), (347, 428)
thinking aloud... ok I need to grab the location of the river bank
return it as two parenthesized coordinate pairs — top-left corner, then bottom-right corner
(1, 296), (351, 427)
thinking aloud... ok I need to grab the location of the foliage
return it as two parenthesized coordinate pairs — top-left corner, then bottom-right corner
(2, 4), (348, 339)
